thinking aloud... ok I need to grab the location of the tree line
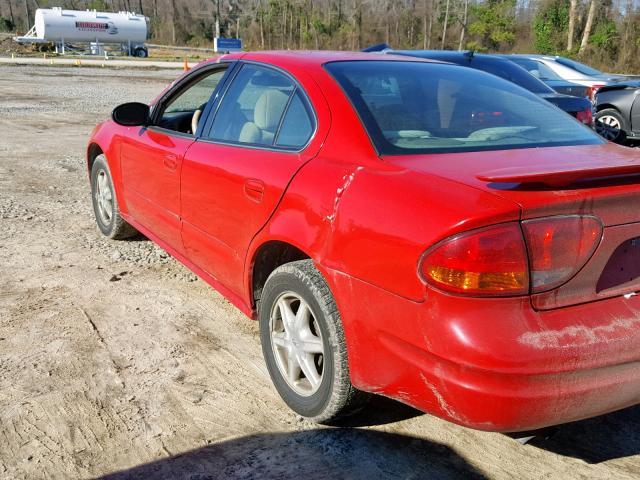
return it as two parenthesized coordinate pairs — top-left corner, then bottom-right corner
(1, 0), (638, 73)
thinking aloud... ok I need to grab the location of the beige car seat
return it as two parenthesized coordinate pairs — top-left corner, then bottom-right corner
(239, 89), (290, 144)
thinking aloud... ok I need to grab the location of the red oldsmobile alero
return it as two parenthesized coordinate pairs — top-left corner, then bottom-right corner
(87, 51), (640, 433)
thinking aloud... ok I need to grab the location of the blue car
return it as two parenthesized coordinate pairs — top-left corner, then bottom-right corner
(364, 47), (594, 127)
(503, 55), (589, 98)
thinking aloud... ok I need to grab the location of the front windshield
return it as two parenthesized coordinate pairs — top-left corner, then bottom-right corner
(325, 61), (603, 155)
(555, 57), (603, 76)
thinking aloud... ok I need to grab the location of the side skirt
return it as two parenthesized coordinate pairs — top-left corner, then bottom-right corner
(122, 214), (256, 320)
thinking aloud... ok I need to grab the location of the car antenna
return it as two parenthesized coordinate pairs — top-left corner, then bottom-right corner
(463, 50), (475, 58)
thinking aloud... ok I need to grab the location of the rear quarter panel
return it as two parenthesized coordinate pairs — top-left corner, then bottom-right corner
(597, 88), (635, 124)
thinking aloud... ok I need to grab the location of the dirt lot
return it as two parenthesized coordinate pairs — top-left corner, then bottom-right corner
(1, 64), (640, 480)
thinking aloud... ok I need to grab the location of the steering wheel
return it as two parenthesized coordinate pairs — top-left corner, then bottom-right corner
(191, 103), (208, 135)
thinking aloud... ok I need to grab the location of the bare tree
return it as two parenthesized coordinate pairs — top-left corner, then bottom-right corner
(580, 0), (597, 52)
(567, 0), (577, 50)
(441, 0), (450, 48)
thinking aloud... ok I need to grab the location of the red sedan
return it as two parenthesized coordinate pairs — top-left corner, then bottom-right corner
(87, 51), (640, 433)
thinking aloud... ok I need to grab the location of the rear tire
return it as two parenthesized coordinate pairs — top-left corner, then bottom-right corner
(90, 155), (138, 240)
(259, 260), (368, 424)
(595, 108), (628, 144)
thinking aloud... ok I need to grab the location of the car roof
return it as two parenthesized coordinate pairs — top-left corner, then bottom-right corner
(208, 50), (444, 68)
(506, 54), (558, 61)
(391, 50), (508, 62)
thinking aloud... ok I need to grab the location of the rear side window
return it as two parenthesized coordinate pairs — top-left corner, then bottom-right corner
(325, 60), (603, 155)
(208, 64), (314, 149)
(275, 91), (315, 148)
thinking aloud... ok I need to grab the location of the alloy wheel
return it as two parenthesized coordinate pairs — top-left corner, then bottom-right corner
(270, 292), (325, 396)
(596, 115), (622, 140)
(95, 169), (114, 225)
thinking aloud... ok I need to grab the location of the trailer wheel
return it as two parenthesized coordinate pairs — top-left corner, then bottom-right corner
(133, 47), (148, 58)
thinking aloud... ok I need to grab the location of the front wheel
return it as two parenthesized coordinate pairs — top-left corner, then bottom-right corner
(259, 260), (367, 424)
(90, 155), (138, 239)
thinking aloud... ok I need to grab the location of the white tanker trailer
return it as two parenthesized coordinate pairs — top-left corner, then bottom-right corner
(14, 8), (149, 57)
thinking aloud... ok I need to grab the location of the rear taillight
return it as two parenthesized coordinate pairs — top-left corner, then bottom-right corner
(419, 223), (529, 296)
(587, 84), (605, 101)
(419, 216), (603, 297)
(576, 108), (593, 126)
(522, 215), (602, 293)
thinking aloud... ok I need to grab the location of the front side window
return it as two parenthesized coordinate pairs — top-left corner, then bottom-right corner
(208, 64), (314, 149)
(157, 68), (226, 135)
(326, 60), (604, 155)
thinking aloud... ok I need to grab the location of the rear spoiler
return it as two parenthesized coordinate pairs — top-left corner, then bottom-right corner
(478, 159), (640, 187)
(598, 82), (640, 93)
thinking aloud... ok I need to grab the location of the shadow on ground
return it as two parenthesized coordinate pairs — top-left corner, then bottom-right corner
(531, 405), (640, 463)
(98, 428), (487, 480)
(336, 394), (425, 427)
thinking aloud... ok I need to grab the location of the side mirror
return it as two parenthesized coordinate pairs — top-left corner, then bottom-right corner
(112, 102), (150, 126)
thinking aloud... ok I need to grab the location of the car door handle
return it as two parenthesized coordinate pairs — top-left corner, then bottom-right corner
(163, 154), (178, 171)
(244, 178), (265, 203)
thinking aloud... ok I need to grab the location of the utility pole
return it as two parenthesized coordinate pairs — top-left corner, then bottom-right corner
(23, 0), (29, 30)
(215, 0), (221, 38)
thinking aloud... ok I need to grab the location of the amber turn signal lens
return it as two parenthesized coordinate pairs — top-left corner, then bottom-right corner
(420, 223), (529, 296)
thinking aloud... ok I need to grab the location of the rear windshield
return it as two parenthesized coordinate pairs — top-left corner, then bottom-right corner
(555, 57), (603, 76)
(467, 57), (553, 94)
(325, 61), (603, 155)
(508, 57), (564, 81)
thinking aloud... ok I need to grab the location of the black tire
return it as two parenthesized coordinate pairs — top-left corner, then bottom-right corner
(259, 260), (368, 424)
(595, 108), (628, 144)
(90, 155), (138, 240)
(134, 47), (148, 58)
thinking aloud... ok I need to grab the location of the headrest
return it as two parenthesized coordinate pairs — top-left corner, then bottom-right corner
(254, 89), (289, 130)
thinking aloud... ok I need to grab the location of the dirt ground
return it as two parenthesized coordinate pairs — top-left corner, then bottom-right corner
(1, 64), (640, 480)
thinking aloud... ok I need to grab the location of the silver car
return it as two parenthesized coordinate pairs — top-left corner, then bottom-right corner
(506, 55), (630, 99)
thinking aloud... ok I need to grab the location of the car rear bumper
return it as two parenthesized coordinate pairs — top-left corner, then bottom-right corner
(323, 266), (640, 432)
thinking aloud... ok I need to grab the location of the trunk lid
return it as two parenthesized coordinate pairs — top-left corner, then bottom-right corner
(547, 81), (589, 98)
(389, 143), (640, 309)
(539, 93), (592, 116)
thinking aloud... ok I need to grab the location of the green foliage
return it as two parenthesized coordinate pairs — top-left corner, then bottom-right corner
(0, 17), (14, 33)
(590, 19), (618, 54)
(468, 0), (517, 50)
(532, 0), (569, 54)
(87, 0), (108, 11)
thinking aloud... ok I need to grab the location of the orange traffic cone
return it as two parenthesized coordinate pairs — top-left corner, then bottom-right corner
(183, 57), (189, 71)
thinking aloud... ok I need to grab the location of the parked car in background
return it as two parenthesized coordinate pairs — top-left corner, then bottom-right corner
(594, 81), (640, 143)
(506, 55), (631, 100)
(504, 55), (589, 98)
(371, 48), (594, 126)
(89, 51), (640, 433)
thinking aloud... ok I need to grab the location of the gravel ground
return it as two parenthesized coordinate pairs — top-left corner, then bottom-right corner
(1, 64), (640, 480)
